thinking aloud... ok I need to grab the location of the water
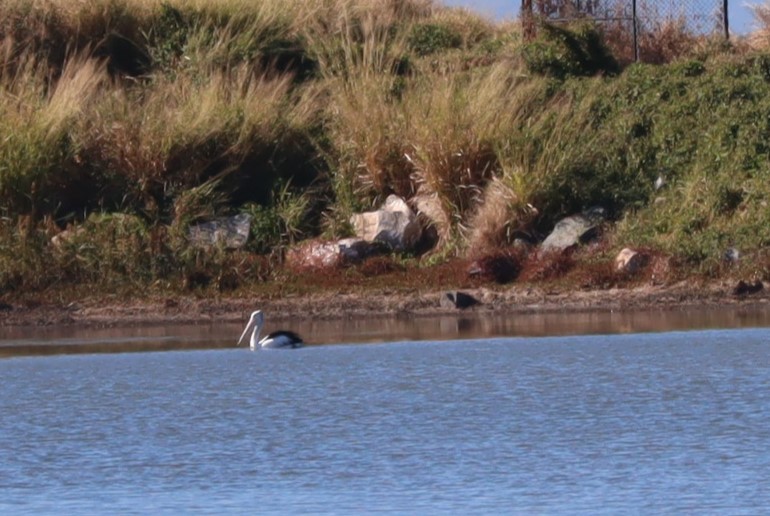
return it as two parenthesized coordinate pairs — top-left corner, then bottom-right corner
(4, 303), (770, 356)
(2, 327), (770, 514)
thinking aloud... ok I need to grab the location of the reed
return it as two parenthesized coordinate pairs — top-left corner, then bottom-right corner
(0, 50), (106, 218)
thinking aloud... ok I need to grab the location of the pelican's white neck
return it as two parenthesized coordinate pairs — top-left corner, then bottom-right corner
(238, 310), (265, 350)
(249, 322), (262, 350)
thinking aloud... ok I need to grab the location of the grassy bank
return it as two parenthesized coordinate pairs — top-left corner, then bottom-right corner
(2, 0), (770, 301)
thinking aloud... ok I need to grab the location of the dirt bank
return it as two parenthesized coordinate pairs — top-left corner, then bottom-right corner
(2, 280), (767, 328)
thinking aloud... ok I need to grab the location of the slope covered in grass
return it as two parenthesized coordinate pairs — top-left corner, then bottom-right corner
(2, 0), (770, 297)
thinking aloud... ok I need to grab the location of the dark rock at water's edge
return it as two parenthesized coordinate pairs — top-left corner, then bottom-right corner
(732, 280), (764, 297)
(440, 291), (481, 310)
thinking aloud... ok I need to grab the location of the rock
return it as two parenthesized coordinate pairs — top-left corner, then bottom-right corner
(511, 230), (536, 252)
(540, 207), (606, 253)
(287, 241), (339, 269)
(615, 248), (646, 274)
(723, 248), (740, 264)
(338, 238), (383, 262)
(440, 291), (481, 310)
(654, 175), (666, 191)
(350, 195), (422, 251)
(188, 213), (252, 249)
(286, 238), (383, 269)
(732, 280), (763, 297)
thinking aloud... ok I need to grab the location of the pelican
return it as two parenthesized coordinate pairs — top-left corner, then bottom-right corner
(238, 310), (303, 350)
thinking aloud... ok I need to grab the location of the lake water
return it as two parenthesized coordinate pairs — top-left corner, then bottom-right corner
(2, 317), (770, 513)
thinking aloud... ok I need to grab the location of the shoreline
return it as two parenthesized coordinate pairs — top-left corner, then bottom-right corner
(2, 280), (768, 329)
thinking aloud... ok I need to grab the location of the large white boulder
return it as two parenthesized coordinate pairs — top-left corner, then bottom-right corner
(350, 195), (422, 251)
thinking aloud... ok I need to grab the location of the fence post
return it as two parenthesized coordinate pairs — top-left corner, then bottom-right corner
(724, 0), (729, 40)
(522, 0), (535, 41)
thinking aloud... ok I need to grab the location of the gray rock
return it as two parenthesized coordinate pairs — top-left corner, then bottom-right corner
(541, 207), (606, 253)
(337, 238), (382, 262)
(723, 248), (740, 264)
(188, 213), (252, 249)
(350, 195), (422, 251)
(440, 291), (480, 310)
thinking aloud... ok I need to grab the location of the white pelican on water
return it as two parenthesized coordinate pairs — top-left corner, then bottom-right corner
(238, 310), (303, 350)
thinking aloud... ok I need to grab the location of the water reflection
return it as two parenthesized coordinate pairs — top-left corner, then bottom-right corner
(2, 304), (770, 357)
(294, 305), (770, 344)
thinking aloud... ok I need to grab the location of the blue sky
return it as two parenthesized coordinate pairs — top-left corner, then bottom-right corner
(440, 1), (766, 35)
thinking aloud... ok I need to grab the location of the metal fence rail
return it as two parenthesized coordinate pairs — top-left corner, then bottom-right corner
(522, 1), (729, 63)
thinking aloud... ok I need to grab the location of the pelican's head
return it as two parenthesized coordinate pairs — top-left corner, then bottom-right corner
(238, 310), (265, 349)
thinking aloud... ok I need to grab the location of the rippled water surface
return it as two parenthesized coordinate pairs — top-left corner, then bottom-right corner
(2, 327), (770, 514)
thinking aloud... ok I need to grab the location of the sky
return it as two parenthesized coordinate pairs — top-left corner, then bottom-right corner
(440, 1), (766, 35)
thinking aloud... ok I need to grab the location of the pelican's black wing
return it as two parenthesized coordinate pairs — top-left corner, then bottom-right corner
(267, 330), (304, 344)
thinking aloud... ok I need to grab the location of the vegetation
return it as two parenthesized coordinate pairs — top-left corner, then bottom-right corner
(3, 0), (770, 301)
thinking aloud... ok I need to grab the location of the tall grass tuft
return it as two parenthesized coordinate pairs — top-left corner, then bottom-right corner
(0, 51), (106, 218)
(79, 65), (319, 222)
(404, 63), (524, 243)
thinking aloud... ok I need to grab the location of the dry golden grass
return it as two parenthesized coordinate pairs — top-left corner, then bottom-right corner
(77, 64), (320, 220)
(601, 16), (705, 65)
(323, 55), (530, 246)
(466, 177), (519, 252)
(746, 2), (770, 50)
(0, 49), (107, 216)
(44, 54), (107, 138)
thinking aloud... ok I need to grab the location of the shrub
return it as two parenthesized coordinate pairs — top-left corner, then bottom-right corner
(408, 23), (462, 55)
(145, 3), (191, 72)
(51, 213), (160, 285)
(523, 22), (619, 79)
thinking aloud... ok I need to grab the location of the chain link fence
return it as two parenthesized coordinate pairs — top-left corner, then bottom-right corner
(522, 1), (729, 63)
